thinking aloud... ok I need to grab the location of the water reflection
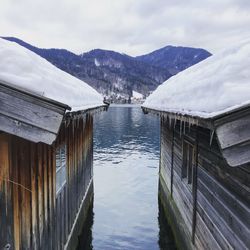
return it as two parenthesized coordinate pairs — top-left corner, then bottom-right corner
(77, 105), (176, 250)
(158, 197), (177, 250)
(77, 202), (94, 250)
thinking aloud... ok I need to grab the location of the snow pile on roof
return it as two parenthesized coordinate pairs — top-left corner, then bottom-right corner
(143, 41), (250, 118)
(0, 38), (104, 112)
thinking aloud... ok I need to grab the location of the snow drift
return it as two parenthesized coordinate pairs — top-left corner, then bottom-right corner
(0, 38), (104, 112)
(143, 40), (250, 118)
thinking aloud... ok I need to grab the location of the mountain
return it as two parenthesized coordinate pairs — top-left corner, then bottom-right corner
(1, 37), (81, 72)
(78, 49), (171, 96)
(1, 37), (211, 102)
(136, 45), (212, 75)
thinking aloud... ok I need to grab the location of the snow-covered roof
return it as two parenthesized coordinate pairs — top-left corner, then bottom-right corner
(0, 38), (104, 112)
(143, 41), (250, 119)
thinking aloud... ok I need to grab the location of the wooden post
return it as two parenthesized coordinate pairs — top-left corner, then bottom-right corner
(192, 127), (199, 243)
(170, 125), (175, 197)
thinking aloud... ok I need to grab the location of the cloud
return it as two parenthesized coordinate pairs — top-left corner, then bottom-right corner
(0, 0), (249, 56)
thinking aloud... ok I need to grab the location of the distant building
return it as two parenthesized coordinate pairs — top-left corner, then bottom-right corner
(142, 42), (250, 249)
(131, 90), (144, 104)
(0, 39), (106, 249)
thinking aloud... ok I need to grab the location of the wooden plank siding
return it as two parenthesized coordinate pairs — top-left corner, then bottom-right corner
(160, 116), (250, 250)
(55, 113), (94, 250)
(0, 112), (95, 249)
(0, 134), (15, 249)
(0, 82), (68, 145)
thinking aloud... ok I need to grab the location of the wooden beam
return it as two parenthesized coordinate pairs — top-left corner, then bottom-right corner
(170, 126), (175, 197)
(0, 90), (64, 134)
(0, 82), (68, 144)
(192, 128), (199, 244)
(221, 141), (250, 167)
(216, 114), (250, 149)
(141, 107), (214, 130)
(0, 81), (70, 112)
(0, 114), (57, 144)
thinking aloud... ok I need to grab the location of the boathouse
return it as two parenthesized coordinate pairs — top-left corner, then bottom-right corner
(142, 42), (250, 249)
(0, 39), (106, 249)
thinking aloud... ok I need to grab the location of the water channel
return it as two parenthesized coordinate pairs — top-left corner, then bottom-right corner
(77, 105), (176, 250)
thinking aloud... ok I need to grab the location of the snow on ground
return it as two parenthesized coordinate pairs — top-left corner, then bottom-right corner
(132, 90), (144, 99)
(0, 38), (104, 112)
(143, 40), (250, 118)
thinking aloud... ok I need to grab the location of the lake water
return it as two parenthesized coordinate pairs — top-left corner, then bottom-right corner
(77, 105), (176, 250)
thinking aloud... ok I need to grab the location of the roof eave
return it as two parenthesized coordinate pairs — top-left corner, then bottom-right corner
(0, 82), (68, 145)
(142, 105), (250, 168)
(141, 106), (214, 130)
(65, 104), (109, 121)
(0, 80), (71, 112)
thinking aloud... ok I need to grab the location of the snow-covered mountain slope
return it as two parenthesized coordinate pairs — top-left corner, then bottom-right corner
(136, 45), (211, 75)
(2, 37), (211, 102)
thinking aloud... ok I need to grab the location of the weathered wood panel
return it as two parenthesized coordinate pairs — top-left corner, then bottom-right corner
(197, 177), (248, 249)
(222, 141), (250, 167)
(0, 114), (57, 145)
(160, 117), (250, 250)
(0, 83), (67, 145)
(0, 111), (95, 249)
(19, 140), (32, 249)
(12, 138), (21, 250)
(0, 134), (14, 250)
(55, 113), (95, 249)
(31, 143), (39, 249)
(0, 90), (64, 133)
(216, 114), (250, 149)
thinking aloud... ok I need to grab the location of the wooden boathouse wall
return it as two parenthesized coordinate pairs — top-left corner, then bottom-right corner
(0, 113), (94, 250)
(159, 116), (250, 250)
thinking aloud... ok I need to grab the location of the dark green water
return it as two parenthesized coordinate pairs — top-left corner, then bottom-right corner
(77, 105), (176, 250)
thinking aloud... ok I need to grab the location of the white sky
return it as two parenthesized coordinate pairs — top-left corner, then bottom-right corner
(1, 0), (250, 56)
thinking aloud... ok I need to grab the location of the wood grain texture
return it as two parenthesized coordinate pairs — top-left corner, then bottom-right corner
(0, 134), (14, 250)
(160, 117), (250, 250)
(0, 112), (95, 249)
(0, 90), (63, 133)
(216, 114), (250, 149)
(0, 114), (57, 144)
(0, 83), (67, 145)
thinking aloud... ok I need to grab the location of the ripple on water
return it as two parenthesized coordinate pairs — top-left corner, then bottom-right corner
(77, 105), (176, 250)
